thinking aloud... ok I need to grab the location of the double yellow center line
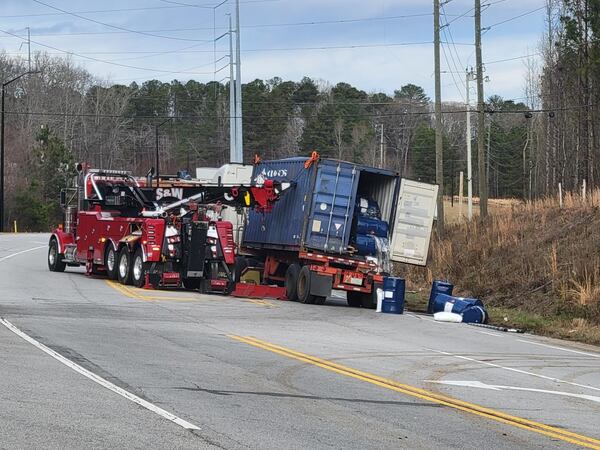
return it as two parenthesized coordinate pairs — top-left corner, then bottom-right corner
(105, 280), (200, 302)
(106, 280), (278, 307)
(230, 335), (600, 449)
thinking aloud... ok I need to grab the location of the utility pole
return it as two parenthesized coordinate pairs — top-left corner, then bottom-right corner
(155, 118), (172, 183)
(228, 14), (236, 163)
(27, 27), (31, 72)
(433, 0), (444, 230)
(379, 124), (385, 168)
(155, 124), (160, 182)
(465, 69), (475, 220)
(475, 0), (488, 219)
(234, 0), (243, 163)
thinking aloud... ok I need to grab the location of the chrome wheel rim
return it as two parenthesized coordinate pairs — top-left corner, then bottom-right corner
(133, 256), (143, 281)
(49, 245), (56, 265)
(107, 249), (115, 272)
(119, 254), (128, 278)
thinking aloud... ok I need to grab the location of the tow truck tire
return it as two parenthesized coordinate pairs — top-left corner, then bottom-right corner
(285, 263), (301, 301)
(117, 247), (133, 285)
(297, 266), (316, 304)
(233, 256), (248, 283)
(48, 238), (66, 272)
(182, 278), (201, 290)
(131, 247), (146, 288)
(105, 245), (118, 280)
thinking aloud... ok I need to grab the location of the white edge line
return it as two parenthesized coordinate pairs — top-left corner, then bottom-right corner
(0, 318), (200, 431)
(474, 330), (504, 338)
(0, 245), (46, 263)
(516, 339), (600, 359)
(428, 348), (600, 393)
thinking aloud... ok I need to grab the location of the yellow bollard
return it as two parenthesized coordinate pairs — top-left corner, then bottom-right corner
(13, 220), (17, 233)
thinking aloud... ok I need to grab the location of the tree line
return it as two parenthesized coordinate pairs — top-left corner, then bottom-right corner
(528, 0), (600, 198)
(2, 50), (532, 231)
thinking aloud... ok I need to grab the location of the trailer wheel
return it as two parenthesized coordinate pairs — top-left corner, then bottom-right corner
(117, 247), (133, 285)
(361, 290), (378, 309)
(346, 292), (362, 308)
(105, 245), (118, 280)
(347, 290), (377, 309)
(48, 238), (66, 273)
(297, 266), (316, 304)
(314, 296), (327, 305)
(285, 263), (301, 301)
(131, 247), (146, 288)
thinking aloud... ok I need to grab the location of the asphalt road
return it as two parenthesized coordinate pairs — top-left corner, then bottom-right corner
(1, 233), (599, 449)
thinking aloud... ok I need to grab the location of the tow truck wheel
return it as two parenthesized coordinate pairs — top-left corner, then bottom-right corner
(233, 256), (248, 283)
(285, 263), (301, 301)
(182, 278), (200, 290)
(48, 238), (66, 273)
(131, 247), (146, 288)
(105, 246), (118, 280)
(297, 266), (316, 304)
(117, 247), (133, 285)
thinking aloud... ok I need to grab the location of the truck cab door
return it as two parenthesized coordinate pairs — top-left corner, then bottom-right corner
(389, 179), (438, 266)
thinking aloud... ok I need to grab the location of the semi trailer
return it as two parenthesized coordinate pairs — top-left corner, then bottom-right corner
(236, 155), (438, 307)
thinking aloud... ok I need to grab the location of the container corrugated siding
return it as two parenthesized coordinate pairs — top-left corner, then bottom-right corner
(303, 160), (360, 253)
(355, 165), (400, 226)
(242, 157), (400, 255)
(243, 158), (314, 250)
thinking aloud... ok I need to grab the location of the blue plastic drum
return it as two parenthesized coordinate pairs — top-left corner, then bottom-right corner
(427, 280), (454, 314)
(432, 293), (484, 315)
(382, 277), (405, 314)
(461, 305), (487, 324)
(355, 234), (377, 256)
(355, 216), (389, 238)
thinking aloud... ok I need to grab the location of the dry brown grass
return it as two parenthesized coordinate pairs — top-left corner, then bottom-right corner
(398, 189), (600, 344)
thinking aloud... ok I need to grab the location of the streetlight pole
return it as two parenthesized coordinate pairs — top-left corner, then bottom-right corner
(1, 71), (39, 232)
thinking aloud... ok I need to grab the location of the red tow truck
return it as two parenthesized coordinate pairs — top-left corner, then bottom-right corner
(48, 163), (288, 294)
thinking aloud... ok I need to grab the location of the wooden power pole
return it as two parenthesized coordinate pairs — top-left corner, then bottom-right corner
(475, 0), (488, 219)
(434, 0), (444, 230)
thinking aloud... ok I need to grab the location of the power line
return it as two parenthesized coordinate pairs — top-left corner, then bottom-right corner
(440, 4), (466, 101)
(4, 102), (589, 120)
(486, 6), (546, 30)
(29, 0), (211, 42)
(486, 52), (542, 65)
(16, 13), (438, 37)
(0, 5), (197, 18)
(0, 27), (214, 75)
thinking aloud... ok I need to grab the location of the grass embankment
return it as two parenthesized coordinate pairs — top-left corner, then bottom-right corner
(399, 192), (600, 346)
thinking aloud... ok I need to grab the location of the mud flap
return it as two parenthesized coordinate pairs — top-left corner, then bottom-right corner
(310, 272), (332, 298)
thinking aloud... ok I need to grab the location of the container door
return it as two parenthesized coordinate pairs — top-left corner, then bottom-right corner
(389, 179), (438, 266)
(304, 162), (359, 253)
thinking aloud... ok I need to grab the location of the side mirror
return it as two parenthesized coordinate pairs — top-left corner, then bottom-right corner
(60, 189), (67, 208)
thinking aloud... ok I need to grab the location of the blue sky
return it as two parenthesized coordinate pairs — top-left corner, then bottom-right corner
(0, 0), (546, 102)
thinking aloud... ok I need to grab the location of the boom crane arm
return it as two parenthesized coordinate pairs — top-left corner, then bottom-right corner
(141, 179), (291, 218)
